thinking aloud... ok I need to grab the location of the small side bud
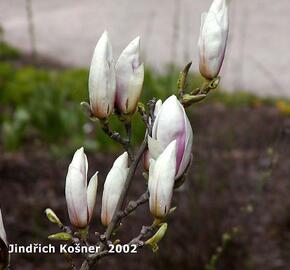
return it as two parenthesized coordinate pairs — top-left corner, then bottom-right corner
(169, 207), (177, 215)
(145, 223), (168, 252)
(77, 227), (89, 240)
(181, 94), (207, 107)
(45, 208), (62, 227)
(177, 62), (192, 97)
(48, 232), (72, 241)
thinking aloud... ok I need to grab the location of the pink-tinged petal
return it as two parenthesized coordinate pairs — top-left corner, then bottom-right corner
(175, 125), (186, 173)
(153, 96), (185, 147)
(65, 165), (88, 228)
(115, 37), (144, 114)
(198, 0), (229, 79)
(101, 167), (128, 226)
(87, 172), (98, 222)
(89, 31), (116, 119)
(148, 140), (176, 219)
(70, 147), (88, 185)
(176, 116), (193, 179)
(152, 95), (189, 177)
(126, 63), (144, 113)
(101, 152), (129, 226)
(198, 12), (223, 79)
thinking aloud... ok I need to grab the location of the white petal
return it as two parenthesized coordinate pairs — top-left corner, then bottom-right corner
(148, 140), (176, 218)
(65, 165), (88, 228)
(200, 12), (208, 30)
(87, 172), (98, 222)
(198, 0), (229, 79)
(115, 37), (144, 114)
(0, 209), (7, 245)
(152, 95), (188, 176)
(154, 99), (163, 118)
(148, 136), (164, 160)
(101, 167), (128, 226)
(112, 152), (129, 169)
(89, 31), (116, 119)
(148, 159), (156, 194)
(152, 96), (185, 148)
(70, 147), (88, 180)
(126, 63), (144, 113)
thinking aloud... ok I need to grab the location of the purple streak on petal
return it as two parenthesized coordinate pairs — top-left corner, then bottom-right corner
(175, 120), (186, 172)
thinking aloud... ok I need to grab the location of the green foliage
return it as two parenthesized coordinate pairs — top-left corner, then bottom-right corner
(0, 64), (89, 154)
(0, 41), (21, 61)
(0, 49), (286, 155)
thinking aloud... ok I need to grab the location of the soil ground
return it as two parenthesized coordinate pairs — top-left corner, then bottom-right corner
(1, 104), (290, 270)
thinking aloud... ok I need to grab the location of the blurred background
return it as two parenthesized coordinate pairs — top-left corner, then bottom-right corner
(1, 0), (290, 269)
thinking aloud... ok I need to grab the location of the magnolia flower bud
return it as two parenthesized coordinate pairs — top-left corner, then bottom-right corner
(0, 209), (9, 270)
(89, 31), (116, 119)
(115, 37), (144, 114)
(65, 147), (98, 228)
(148, 95), (193, 179)
(0, 210), (7, 246)
(198, 0), (229, 80)
(148, 141), (176, 219)
(143, 99), (163, 171)
(101, 152), (129, 226)
(153, 99), (163, 117)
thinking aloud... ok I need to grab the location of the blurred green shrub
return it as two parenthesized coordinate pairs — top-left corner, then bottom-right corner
(0, 43), (287, 155)
(0, 41), (21, 61)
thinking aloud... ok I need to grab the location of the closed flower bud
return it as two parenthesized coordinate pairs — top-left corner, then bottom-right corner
(115, 37), (144, 114)
(101, 152), (129, 226)
(153, 99), (163, 117)
(198, 0), (229, 80)
(65, 147), (98, 228)
(48, 232), (72, 241)
(148, 141), (177, 219)
(89, 31), (116, 119)
(45, 208), (62, 226)
(143, 99), (163, 171)
(0, 210), (7, 246)
(148, 95), (193, 179)
(0, 209), (9, 270)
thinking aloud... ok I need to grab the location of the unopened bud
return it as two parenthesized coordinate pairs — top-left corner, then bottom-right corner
(48, 232), (72, 241)
(45, 208), (62, 226)
(145, 223), (168, 252)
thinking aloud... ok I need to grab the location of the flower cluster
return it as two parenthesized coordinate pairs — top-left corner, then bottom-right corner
(88, 31), (144, 119)
(66, 93), (194, 227)
(65, 0), (229, 232)
(44, 0), (230, 267)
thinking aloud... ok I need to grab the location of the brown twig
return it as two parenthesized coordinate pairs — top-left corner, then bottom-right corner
(104, 134), (149, 240)
(118, 190), (150, 219)
(100, 119), (134, 161)
(80, 100), (156, 270)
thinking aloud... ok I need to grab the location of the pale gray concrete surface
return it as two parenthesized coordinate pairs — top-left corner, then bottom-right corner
(0, 0), (289, 96)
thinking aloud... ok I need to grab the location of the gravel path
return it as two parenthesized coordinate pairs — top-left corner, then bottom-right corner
(1, 0), (289, 96)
